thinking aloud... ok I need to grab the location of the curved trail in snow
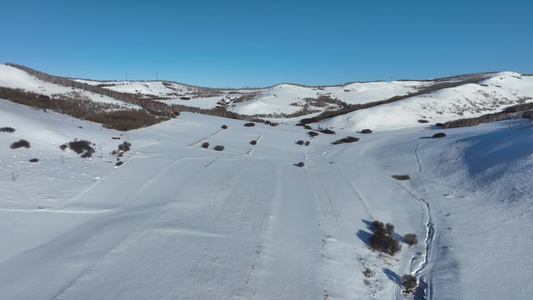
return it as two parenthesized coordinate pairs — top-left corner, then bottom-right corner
(400, 184), (434, 299)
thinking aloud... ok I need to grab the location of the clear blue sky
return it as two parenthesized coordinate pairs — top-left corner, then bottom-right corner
(1, 0), (531, 88)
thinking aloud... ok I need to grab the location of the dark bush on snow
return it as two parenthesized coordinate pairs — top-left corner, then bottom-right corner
(29, 158), (39, 163)
(214, 145), (225, 151)
(418, 119), (429, 123)
(118, 141), (131, 152)
(201, 142), (209, 149)
(296, 162), (305, 167)
(60, 144), (68, 150)
(319, 128), (336, 135)
(363, 267), (375, 278)
(0, 127), (15, 133)
(250, 140), (257, 145)
(435, 123), (444, 127)
(221, 125), (228, 129)
(369, 231), (401, 255)
(361, 129), (372, 134)
(332, 136), (360, 145)
(404, 234), (418, 246)
(115, 161), (124, 167)
(369, 220), (401, 255)
(392, 175), (411, 181)
(243, 122), (255, 127)
(304, 125), (312, 130)
(68, 140), (94, 155)
(10, 139), (30, 149)
(296, 140), (304, 145)
(308, 131), (319, 137)
(305, 141), (310, 146)
(402, 274), (418, 293)
(432, 132), (446, 138)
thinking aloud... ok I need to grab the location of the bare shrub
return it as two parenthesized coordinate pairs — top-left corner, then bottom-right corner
(401, 274), (418, 293)
(68, 140), (94, 155)
(369, 231), (401, 255)
(304, 125), (312, 130)
(244, 122), (255, 127)
(115, 161), (124, 167)
(332, 136), (360, 145)
(404, 234), (418, 246)
(372, 220), (385, 232)
(0, 127), (15, 133)
(308, 131), (319, 137)
(296, 140), (305, 145)
(418, 119), (429, 123)
(305, 141), (310, 146)
(59, 144), (68, 150)
(250, 140), (257, 145)
(10, 139), (30, 149)
(118, 141), (131, 152)
(296, 162), (305, 167)
(385, 223), (395, 235)
(361, 129), (372, 134)
(319, 128), (336, 135)
(392, 175), (411, 181)
(363, 267), (375, 278)
(201, 142), (209, 149)
(432, 132), (446, 138)
(29, 158), (39, 163)
(214, 145), (225, 151)
(369, 220), (401, 255)
(221, 125), (228, 129)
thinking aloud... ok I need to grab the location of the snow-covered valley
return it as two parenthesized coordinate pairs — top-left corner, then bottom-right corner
(1, 65), (532, 299)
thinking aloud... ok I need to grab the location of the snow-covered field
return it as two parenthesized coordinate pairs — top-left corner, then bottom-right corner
(1, 66), (532, 299)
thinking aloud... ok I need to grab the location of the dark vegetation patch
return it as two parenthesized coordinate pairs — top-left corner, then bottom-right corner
(332, 136), (360, 145)
(10, 139), (30, 149)
(392, 175), (411, 181)
(296, 162), (305, 167)
(0, 127), (15, 133)
(368, 220), (401, 256)
(402, 274), (418, 294)
(319, 128), (336, 135)
(404, 234), (418, 246)
(201, 142), (210, 149)
(308, 131), (319, 137)
(66, 140), (95, 158)
(115, 161), (124, 167)
(360, 129), (372, 134)
(417, 119), (429, 123)
(305, 141), (310, 146)
(213, 145), (225, 151)
(243, 122), (255, 127)
(296, 140), (305, 145)
(432, 132), (446, 138)
(29, 158), (39, 163)
(250, 140), (257, 145)
(221, 125), (228, 129)
(435, 123), (444, 127)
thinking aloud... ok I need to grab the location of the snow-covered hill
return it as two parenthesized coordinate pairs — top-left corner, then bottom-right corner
(0, 65), (532, 299)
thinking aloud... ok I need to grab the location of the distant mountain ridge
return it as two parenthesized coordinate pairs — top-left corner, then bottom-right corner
(1, 63), (532, 131)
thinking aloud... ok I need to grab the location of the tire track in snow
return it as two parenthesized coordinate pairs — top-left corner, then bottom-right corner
(51, 157), (218, 300)
(188, 128), (225, 147)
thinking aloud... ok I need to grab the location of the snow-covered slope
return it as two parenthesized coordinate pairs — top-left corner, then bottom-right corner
(1, 94), (532, 299)
(1, 65), (532, 299)
(0, 65), (136, 108)
(321, 72), (533, 131)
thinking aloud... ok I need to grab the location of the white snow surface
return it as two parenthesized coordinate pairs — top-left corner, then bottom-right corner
(0, 65), (136, 108)
(1, 66), (533, 299)
(1, 95), (532, 299)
